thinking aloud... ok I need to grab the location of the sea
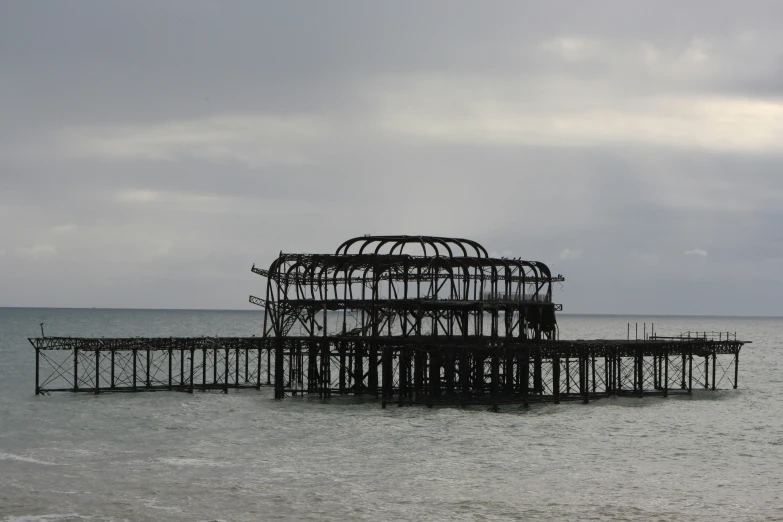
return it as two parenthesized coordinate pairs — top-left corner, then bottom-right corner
(0, 308), (781, 521)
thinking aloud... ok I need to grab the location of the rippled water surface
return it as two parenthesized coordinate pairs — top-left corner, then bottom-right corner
(1, 308), (781, 521)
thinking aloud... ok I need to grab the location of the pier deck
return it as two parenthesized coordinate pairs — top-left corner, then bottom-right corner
(31, 335), (746, 408)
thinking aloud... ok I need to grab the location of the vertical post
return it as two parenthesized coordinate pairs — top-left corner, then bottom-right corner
(257, 344), (262, 389)
(339, 342), (346, 395)
(688, 351), (693, 394)
(202, 347), (207, 392)
(414, 349), (423, 402)
(552, 356), (560, 404)
(460, 348), (469, 407)
(95, 349), (100, 394)
(521, 344), (529, 408)
(35, 347), (40, 395)
(225, 347), (230, 393)
(180, 347), (184, 387)
(591, 354), (596, 395)
(381, 346), (390, 409)
(354, 341), (364, 395)
(653, 354), (658, 389)
(267, 349), (271, 385)
(146, 349), (151, 388)
(734, 351), (739, 389)
(663, 347), (668, 398)
(321, 339), (331, 398)
(704, 356), (709, 389)
(168, 347), (173, 391)
(235, 347), (240, 387)
(430, 347), (441, 403)
(74, 347), (79, 392)
(491, 347), (499, 411)
(711, 351), (716, 391)
(681, 353), (686, 389)
(132, 348), (136, 391)
(399, 347), (409, 407)
(111, 349), (115, 389)
(581, 355), (589, 404)
(213, 348), (218, 384)
(189, 348), (194, 393)
(636, 347), (644, 397)
(274, 339), (284, 399)
(533, 355), (542, 395)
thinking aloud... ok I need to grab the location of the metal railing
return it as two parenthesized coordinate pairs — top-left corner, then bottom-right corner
(480, 291), (551, 303)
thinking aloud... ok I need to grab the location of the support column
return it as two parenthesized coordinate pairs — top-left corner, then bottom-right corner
(74, 347), (79, 392)
(381, 346), (392, 409)
(681, 354), (687, 389)
(704, 355), (709, 389)
(274, 339), (285, 399)
(552, 356), (560, 404)
(491, 347), (499, 411)
(202, 348), (207, 392)
(430, 348), (441, 402)
(35, 347), (40, 395)
(224, 347), (230, 394)
(581, 355), (589, 404)
(399, 347), (409, 407)
(95, 349), (100, 395)
(734, 350), (739, 389)
(257, 345), (262, 389)
(354, 341), (364, 395)
(235, 347), (240, 387)
(521, 345), (529, 408)
(460, 348), (469, 407)
(339, 342), (346, 395)
(663, 347), (669, 398)
(213, 349), (218, 384)
(636, 347), (644, 397)
(533, 355), (543, 395)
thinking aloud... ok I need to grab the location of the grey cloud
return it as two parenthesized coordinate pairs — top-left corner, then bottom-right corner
(2, 1), (782, 314)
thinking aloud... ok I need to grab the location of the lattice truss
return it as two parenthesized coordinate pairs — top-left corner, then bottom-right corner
(251, 235), (565, 341)
(267, 339), (742, 404)
(34, 338), (272, 393)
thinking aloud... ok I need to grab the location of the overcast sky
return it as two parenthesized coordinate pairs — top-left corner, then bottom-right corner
(1, 1), (782, 315)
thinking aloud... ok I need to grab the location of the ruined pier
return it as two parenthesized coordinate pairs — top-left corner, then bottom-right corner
(31, 235), (748, 407)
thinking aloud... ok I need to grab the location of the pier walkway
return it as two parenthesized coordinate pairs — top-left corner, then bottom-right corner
(31, 334), (746, 408)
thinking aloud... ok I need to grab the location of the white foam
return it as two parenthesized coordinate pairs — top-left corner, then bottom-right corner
(157, 457), (226, 467)
(2, 515), (89, 522)
(0, 452), (56, 466)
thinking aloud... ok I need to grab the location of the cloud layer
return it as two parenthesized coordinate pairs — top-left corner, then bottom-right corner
(1, 1), (782, 315)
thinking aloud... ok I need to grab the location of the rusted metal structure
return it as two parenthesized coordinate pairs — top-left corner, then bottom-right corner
(30, 235), (748, 408)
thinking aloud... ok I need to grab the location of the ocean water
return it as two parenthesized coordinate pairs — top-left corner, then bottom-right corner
(0, 308), (781, 521)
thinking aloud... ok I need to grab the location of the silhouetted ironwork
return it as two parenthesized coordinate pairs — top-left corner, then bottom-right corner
(30, 235), (749, 409)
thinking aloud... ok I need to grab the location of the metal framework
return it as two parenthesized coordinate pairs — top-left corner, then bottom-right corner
(30, 235), (749, 409)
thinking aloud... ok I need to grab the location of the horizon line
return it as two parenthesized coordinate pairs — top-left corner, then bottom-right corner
(0, 305), (780, 319)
